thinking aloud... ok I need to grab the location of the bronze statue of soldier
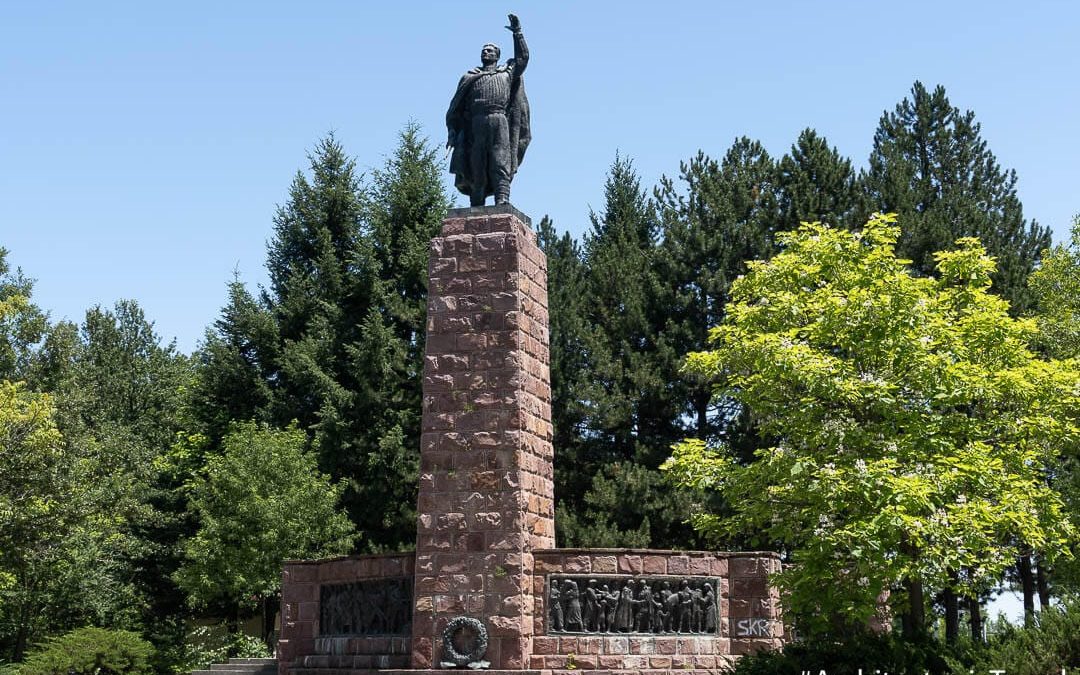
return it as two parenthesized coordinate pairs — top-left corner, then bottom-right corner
(446, 13), (531, 206)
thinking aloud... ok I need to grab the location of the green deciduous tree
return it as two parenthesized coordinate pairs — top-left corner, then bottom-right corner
(866, 82), (1050, 312)
(664, 215), (1078, 638)
(175, 421), (356, 643)
(0, 381), (92, 661)
(0, 249), (48, 382)
(1030, 215), (1080, 360)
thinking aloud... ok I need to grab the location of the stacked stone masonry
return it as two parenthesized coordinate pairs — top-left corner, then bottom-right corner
(412, 207), (555, 671)
(529, 549), (783, 671)
(279, 553), (416, 675)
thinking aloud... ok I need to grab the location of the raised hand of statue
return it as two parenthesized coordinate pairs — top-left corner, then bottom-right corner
(506, 13), (521, 33)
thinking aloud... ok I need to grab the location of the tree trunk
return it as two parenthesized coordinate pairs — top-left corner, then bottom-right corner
(1018, 554), (1035, 626)
(263, 594), (281, 650)
(943, 585), (959, 644)
(968, 595), (983, 642)
(901, 576), (925, 638)
(1036, 557), (1051, 609)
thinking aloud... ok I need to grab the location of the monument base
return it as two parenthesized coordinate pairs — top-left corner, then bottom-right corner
(277, 206), (786, 675)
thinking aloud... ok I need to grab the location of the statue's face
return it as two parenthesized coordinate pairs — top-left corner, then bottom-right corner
(480, 44), (499, 65)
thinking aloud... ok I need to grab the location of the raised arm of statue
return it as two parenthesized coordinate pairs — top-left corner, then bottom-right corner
(507, 14), (528, 77)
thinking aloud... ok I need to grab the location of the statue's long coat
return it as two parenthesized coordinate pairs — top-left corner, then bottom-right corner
(445, 65), (531, 199)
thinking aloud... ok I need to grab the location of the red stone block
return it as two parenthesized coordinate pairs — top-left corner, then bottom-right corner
(667, 556), (690, 575)
(617, 555), (642, 574)
(297, 602), (317, 621)
(642, 555), (667, 574)
(284, 564), (318, 583)
(545, 655), (569, 669)
(533, 636), (558, 654)
(655, 637), (678, 655)
(733, 577), (768, 597)
(570, 654), (598, 669)
(731, 557), (761, 577)
(591, 555), (617, 573)
(412, 637), (433, 669)
(576, 636), (602, 654)
(598, 655), (625, 669)
(677, 638), (699, 654)
(650, 656), (674, 669)
(689, 556), (712, 575)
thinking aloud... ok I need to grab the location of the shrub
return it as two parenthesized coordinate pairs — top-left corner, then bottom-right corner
(18, 627), (153, 675)
(731, 632), (953, 675)
(172, 625), (271, 674)
(959, 600), (1080, 674)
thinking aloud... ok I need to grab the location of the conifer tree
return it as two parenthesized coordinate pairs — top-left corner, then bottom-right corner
(655, 138), (778, 452)
(776, 128), (863, 232)
(536, 217), (592, 512)
(192, 127), (448, 553)
(551, 156), (696, 548)
(866, 82), (1050, 311)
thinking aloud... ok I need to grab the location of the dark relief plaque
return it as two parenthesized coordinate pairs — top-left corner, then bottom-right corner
(320, 578), (412, 636)
(547, 576), (720, 635)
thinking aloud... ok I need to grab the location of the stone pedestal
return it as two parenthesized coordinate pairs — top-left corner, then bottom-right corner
(411, 205), (555, 670)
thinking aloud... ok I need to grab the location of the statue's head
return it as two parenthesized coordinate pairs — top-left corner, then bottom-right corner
(480, 43), (500, 65)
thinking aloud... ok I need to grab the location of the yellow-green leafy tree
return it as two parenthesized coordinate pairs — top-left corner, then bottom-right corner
(664, 215), (1079, 637)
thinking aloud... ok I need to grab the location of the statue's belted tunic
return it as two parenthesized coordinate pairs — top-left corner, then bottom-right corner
(446, 28), (531, 206)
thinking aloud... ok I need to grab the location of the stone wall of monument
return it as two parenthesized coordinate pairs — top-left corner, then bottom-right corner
(528, 549), (784, 671)
(278, 553), (416, 675)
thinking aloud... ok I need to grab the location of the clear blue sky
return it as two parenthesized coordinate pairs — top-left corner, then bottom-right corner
(2, 1), (1078, 353)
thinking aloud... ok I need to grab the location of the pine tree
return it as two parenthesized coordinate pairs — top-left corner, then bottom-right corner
(192, 127), (448, 553)
(551, 156), (695, 548)
(866, 81), (1050, 311)
(344, 123), (449, 550)
(655, 138), (778, 453)
(776, 128), (863, 232)
(537, 216), (594, 528)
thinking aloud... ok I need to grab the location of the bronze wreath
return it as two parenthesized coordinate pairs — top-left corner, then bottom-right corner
(441, 616), (488, 667)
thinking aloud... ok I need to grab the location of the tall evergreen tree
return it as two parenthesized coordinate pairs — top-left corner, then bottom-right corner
(343, 123), (449, 550)
(552, 156), (696, 548)
(537, 217), (592, 515)
(866, 81), (1050, 311)
(776, 128), (863, 232)
(192, 126), (448, 553)
(655, 138), (778, 452)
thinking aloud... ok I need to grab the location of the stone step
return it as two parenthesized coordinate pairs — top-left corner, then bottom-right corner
(228, 659), (276, 665)
(210, 664), (275, 671)
(197, 669), (273, 675)
(292, 653), (411, 670)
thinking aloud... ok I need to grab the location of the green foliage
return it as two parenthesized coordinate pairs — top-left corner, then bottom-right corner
(665, 215), (1079, 636)
(168, 625), (270, 674)
(0, 381), (122, 660)
(777, 128), (864, 232)
(549, 156), (704, 549)
(866, 82), (1049, 312)
(175, 421), (356, 611)
(730, 631), (953, 675)
(192, 126), (447, 553)
(1030, 214), (1080, 359)
(0, 249), (49, 382)
(17, 627), (152, 675)
(655, 138), (779, 451)
(961, 600), (1080, 673)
